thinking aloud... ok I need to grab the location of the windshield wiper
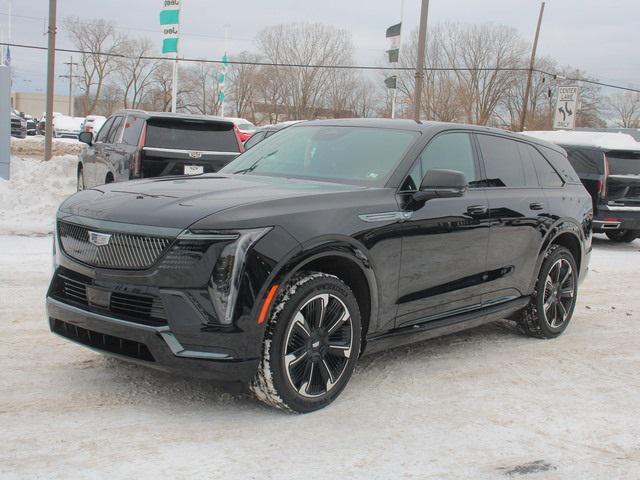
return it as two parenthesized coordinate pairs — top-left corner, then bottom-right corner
(233, 151), (277, 174)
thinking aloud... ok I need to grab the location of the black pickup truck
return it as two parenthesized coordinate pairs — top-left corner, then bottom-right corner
(77, 110), (244, 190)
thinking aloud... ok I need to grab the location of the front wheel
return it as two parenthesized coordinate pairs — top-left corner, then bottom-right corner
(251, 272), (361, 413)
(605, 229), (638, 243)
(517, 245), (578, 339)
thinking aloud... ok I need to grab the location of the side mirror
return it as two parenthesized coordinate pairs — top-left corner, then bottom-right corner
(78, 131), (93, 146)
(412, 169), (468, 203)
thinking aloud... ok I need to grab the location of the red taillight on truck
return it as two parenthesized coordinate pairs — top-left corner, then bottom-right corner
(234, 124), (245, 153)
(601, 153), (610, 199)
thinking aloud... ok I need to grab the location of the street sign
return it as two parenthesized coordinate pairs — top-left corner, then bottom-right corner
(553, 86), (579, 130)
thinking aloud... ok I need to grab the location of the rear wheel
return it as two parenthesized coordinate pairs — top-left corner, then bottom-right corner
(105, 173), (114, 184)
(250, 272), (361, 413)
(605, 229), (638, 243)
(517, 245), (578, 339)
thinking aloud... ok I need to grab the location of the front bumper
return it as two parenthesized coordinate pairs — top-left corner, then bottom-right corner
(47, 296), (259, 385)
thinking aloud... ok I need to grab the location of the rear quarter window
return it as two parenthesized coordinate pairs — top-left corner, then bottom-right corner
(122, 116), (144, 146)
(539, 146), (582, 183)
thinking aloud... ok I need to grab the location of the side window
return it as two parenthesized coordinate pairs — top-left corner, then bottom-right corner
(122, 116), (144, 146)
(420, 132), (478, 186)
(95, 117), (115, 143)
(521, 144), (563, 187)
(543, 146), (583, 183)
(106, 116), (124, 144)
(477, 134), (530, 188)
(243, 131), (266, 150)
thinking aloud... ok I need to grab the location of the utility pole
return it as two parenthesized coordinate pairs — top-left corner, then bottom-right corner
(60, 56), (78, 116)
(171, 52), (179, 113)
(44, 0), (57, 161)
(413, 0), (429, 122)
(520, 1), (545, 132)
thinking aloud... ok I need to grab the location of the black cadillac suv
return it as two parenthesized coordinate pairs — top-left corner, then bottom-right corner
(76, 111), (244, 190)
(47, 119), (592, 412)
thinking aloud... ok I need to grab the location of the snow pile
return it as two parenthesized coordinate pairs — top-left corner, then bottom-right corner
(523, 130), (640, 151)
(0, 156), (77, 235)
(11, 136), (82, 157)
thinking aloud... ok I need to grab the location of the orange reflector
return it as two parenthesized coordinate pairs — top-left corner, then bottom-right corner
(257, 285), (279, 324)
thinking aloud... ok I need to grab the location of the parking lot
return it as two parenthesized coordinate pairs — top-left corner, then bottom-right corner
(1, 234), (638, 479)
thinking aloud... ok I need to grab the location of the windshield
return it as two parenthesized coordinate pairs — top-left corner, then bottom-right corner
(606, 152), (640, 176)
(220, 125), (419, 186)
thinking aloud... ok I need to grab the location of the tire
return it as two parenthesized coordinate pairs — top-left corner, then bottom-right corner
(250, 272), (362, 413)
(105, 173), (114, 184)
(605, 229), (638, 243)
(77, 167), (85, 191)
(517, 245), (578, 339)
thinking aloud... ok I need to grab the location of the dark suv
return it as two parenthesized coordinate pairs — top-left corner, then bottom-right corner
(564, 144), (640, 242)
(525, 131), (640, 243)
(77, 110), (244, 190)
(47, 120), (592, 412)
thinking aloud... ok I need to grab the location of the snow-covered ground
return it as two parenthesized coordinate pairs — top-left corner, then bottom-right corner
(0, 156), (77, 235)
(0, 234), (638, 479)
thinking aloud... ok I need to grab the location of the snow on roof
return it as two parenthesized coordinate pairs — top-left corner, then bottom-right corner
(523, 130), (640, 151)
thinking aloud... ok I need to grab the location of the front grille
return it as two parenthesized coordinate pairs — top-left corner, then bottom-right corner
(58, 221), (173, 270)
(52, 270), (167, 326)
(52, 319), (154, 362)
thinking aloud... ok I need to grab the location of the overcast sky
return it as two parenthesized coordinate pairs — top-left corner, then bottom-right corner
(2, 0), (638, 98)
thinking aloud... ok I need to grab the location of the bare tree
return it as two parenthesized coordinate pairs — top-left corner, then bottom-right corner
(441, 23), (526, 125)
(501, 56), (557, 130)
(607, 91), (640, 128)
(257, 23), (354, 119)
(180, 63), (222, 115)
(64, 17), (125, 115)
(228, 51), (259, 120)
(116, 37), (159, 109)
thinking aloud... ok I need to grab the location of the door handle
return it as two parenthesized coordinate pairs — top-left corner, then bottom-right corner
(529, 202), (545, 211)
(466, 205), (488, 216)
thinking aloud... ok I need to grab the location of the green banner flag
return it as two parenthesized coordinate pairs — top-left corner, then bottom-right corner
(160, 0), (181, 54)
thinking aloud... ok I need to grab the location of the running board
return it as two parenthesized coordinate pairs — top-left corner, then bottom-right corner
(364, 297), (530, 356)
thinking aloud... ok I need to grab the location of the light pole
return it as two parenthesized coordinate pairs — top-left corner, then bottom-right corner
(413, 0), (429, 122)
(44, 0), (57, 161)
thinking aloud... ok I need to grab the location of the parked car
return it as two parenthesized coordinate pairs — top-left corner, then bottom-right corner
(26, 117), (38, 136)
(10, 111), (27, 138)
(82, 115), (107, 135)
(36, 112), (63, 136)
(524, 130), (640, 243)
(76, 110), (245, 190)
(243, 120), (302, 150)
(48, 119), (592, 412)
(53, 116), (85, 139)
(225, 117), (256, 142)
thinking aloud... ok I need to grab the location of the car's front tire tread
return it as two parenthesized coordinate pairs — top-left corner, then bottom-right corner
(250, 271), (361, 413)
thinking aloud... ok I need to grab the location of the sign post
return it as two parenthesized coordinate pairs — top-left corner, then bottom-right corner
(553, 86), (579, 130)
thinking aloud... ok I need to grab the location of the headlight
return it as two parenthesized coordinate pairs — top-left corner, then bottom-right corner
(178, 227), (271, 325)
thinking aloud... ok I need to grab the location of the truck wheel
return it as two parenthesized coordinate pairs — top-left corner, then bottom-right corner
(250, 272), (361, 413)
(517, 245), (578, 339)
(605, 229), (638, 243)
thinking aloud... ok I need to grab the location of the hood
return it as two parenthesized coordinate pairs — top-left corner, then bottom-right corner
(58, 174), (363, 230)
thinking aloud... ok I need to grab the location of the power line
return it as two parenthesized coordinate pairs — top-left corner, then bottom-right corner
(2, 40), (639, 94)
